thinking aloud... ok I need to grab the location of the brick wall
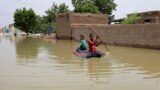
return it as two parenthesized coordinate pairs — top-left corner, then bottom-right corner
(73, 24), (160, 49)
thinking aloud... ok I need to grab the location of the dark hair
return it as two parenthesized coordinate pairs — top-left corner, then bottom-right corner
(89, 33), (94, 37)
(80, 34), (84, 39)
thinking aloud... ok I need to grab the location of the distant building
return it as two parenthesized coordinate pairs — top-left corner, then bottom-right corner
(0, 27), (2, 33)
(128, 10), (160, 24)
(109, 18), (124, 24)
(9, 24), (15, 33)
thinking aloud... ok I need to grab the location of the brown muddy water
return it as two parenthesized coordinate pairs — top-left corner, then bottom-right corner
(0, 35), (160, 90)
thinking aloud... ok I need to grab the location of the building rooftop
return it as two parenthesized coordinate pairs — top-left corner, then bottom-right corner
(128, 10), (160, 16)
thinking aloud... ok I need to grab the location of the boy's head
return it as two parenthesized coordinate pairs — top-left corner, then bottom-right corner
(89, 33), (94, 39)
(80, 35), (84, 40)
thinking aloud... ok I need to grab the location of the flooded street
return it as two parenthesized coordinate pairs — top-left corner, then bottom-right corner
(0, 35), (160, 90)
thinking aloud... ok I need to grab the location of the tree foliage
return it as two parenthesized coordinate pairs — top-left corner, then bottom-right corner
(92, 0), (116, 15)
(45, 2), (69, 22)
(13, 2), (69, 34)
(74, 1), (99, 13)
(14, 7), (36, 34)
(34, 15), (46, 33)
(72, 0), (117, 19)
(72, 0), (84, 7)
(122, 14), (139, 24)
(59, 3), (69, 13)
(41, 2), (69, 33)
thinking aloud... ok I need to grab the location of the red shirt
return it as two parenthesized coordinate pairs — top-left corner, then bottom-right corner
(88, 39), (97, 52)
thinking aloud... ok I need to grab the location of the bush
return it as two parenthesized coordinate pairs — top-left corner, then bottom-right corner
(122, 14), (139, 24)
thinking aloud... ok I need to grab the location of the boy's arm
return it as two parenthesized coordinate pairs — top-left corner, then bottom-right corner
(95, 36), (102, 46)
(88, 40), (94, 44)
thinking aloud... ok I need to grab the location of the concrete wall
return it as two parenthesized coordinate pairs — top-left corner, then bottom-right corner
(73, 24), (160, 49)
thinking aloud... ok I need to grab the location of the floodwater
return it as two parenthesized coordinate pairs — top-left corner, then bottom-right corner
(0, 35), (160, 90)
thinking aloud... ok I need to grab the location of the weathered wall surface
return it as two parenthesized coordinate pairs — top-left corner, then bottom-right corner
(56, 13), (160, 49)
(70, 13), (107, 24)
(73, 24), (160, 49)
(56, 13), (71, 39)
(56, 13), (107, 39)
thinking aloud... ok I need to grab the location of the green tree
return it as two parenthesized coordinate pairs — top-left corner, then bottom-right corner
(92, 0), (116, 19)
(122, 14), (139, 24)
(74, 1), (99, 13)
(43, 2), (69, 34)
(34, 15), (56, 34)
(34, 15), (46, 33)
(59, 3), (69, 13)
(14, 7), (36, 35)
(45, 2), (69, 22)
(72, 0), (86, 7)
(72, 0), (117, 20)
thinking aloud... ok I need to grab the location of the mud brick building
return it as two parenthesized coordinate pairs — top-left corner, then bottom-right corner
(56, 13), (108, 39)
(128, 10), (160, 24)
(56, 12), (160, 49)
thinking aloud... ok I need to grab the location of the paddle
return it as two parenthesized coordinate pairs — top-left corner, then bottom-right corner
(89, 28), (110, 54)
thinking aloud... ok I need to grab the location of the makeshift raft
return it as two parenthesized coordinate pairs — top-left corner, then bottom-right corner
(73, 50), (105, 58)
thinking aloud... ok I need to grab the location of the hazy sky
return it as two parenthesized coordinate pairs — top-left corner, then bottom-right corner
(0, 0), (160, 27)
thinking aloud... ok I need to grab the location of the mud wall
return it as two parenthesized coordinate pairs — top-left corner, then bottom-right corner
(56, 13), (71, 39)
(70, 13), (107, 24)
(73, 24), (160, 49)
(56, 13), (107, 39)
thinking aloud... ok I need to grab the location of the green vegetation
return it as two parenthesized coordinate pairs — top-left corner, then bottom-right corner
(13, 2), (69, 34)
(74, 1), (99, 14)
(72, 0), (117, 20)
(122, 14), (139, 24)
(13, 1), (117, 34)
(14, 8), (36, 35)
(45, 2), (69, 23)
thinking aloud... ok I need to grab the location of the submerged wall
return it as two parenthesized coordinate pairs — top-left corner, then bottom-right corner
(73, 24), (160, 49)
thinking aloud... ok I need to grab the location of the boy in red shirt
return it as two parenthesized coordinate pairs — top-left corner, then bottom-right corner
(88, 33), (102, 57)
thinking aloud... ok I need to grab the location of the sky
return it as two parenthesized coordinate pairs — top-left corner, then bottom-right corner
(0, 0), (160, 27)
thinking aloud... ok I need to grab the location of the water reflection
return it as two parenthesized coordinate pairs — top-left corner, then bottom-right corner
(14, 37), (160, 79)
(15, 37), (39, 60)
(1, 36), (160, 90)
(49, 40), (74, 60)
(15, 37), (113, 80)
